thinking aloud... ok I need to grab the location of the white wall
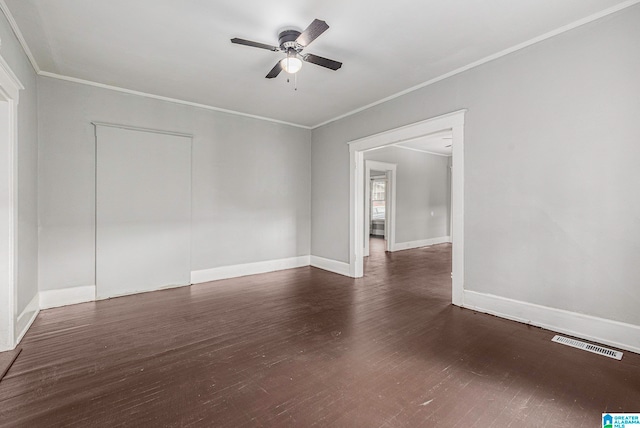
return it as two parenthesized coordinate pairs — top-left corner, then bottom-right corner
(38, 77), (311, 293)
(311, 6), (640, 327)
(365, 147), (450, 245)
(0, 11), (39, 321)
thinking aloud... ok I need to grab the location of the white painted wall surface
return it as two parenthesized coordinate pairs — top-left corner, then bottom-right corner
(365, 147), (450, 244)
(95, 125), (191, 299)
(0, 12), (39, 319)
(37, 77), (311, 293)
(310, 6), (640, 326)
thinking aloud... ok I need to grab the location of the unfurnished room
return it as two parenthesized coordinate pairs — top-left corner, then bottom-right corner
(0, 1), (639, 427)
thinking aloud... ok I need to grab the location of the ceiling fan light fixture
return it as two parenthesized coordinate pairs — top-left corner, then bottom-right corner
(232, 19), (341, 79)
(281, 55), (303, 74)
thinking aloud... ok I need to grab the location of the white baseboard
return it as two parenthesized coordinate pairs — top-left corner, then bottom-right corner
(16, 293), (39, 344)
(39, 285), (96, 309)
(391, 236), (451, 252)
(191, 255), (311, 284)
(310, 255), (351, 277)
(463, 290), (640, 355)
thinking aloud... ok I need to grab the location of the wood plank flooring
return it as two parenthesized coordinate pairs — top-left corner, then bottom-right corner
(0, 348), (21, 383)
(1, 237), (638, 427)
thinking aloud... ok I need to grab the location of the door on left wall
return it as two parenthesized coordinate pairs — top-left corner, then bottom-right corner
(95, 125), (192, 299)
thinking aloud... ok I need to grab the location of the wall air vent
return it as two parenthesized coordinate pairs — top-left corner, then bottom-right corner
(551, 335), (623, 360)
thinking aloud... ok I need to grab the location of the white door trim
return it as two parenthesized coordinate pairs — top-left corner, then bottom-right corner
(348, 110), (465, 306)
(91, 122), (194, 138)
(0, 53), (24, 351)
(364, 160), (397, 256)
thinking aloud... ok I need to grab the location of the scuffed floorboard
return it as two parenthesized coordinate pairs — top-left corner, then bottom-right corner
(0, 348), (21, 383)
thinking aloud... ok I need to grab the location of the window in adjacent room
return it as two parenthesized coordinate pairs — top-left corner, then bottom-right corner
(371, 179), (386, 220)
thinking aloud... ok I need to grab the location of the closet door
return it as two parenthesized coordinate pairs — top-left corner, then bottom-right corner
(96, 125), (191, 299)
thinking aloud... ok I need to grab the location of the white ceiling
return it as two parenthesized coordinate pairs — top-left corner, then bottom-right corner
(395, 131), (453, 156)
(2, 0), (634, 128)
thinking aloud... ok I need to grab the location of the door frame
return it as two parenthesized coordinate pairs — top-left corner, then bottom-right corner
(364, 160), (396, 256)
(0, 55), (23, 351)
(348, 110), (465, 306)
(92, 122), (193, 300)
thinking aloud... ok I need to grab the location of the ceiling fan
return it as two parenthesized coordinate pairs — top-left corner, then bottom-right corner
(231, 19), (342, 79)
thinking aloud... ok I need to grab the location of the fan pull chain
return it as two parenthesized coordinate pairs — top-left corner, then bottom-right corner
(286, 75), (298, 91)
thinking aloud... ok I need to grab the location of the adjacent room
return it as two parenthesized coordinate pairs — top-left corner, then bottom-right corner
(1, 1), (639, 426)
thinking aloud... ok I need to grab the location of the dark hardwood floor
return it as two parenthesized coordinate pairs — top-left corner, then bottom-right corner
(0, 348), (21, 384)
(1, 237), (638, 427)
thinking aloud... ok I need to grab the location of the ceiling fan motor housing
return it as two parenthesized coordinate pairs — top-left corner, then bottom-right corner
(278, 29), (302, 51)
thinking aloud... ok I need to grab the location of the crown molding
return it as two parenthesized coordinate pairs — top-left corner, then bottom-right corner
(2, 0), (639, 130)
(39, 71), (311, 129)
(0, 1), (311, 129)
(310, 0), (640, 129)
(0, 0), (40, 73)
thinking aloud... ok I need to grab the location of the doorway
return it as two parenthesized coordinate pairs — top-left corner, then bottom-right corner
(94, 124), (192, 299)
(364, 161), (396, 256)
(0, 56), (23, 351)
(370, 174), (386, 241)
(348, 110), (465, 306)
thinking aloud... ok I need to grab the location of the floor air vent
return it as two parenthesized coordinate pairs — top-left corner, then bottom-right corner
(551, 335), (623, 360)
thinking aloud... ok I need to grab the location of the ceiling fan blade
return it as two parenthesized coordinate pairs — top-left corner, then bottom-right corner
(266, 61), (283, 79)
(296, 19), (329, 47)
(231, 38), (279, 52)
(303, 54), (342, 71)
